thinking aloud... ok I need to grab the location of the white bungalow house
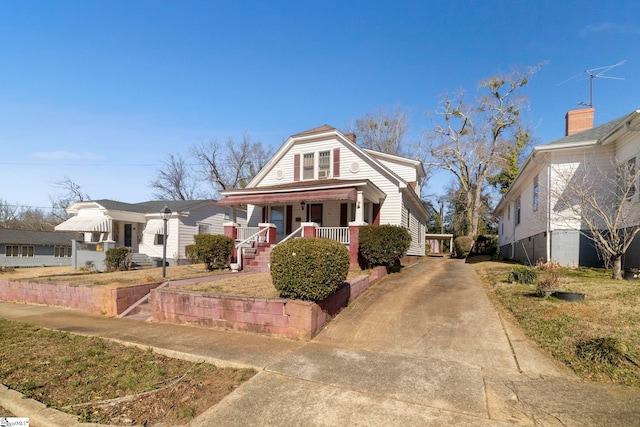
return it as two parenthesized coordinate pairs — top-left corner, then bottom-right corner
(217, 125), (429, 270)
(495, 107), (640, 268)
(55, 199), (245, 271)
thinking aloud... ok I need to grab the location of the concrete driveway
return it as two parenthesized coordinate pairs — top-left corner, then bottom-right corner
(196, 257), (640, 426)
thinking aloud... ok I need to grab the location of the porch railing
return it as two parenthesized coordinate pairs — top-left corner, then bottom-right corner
(316, 227), (350, 244)
(237, 227), (264, 242)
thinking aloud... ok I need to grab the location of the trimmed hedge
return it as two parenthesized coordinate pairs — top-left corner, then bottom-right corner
(105, 247), (132, 271)
(193, 234), (235, 271)
(270, 238), (350, 302)
(358, 224), (411, 268)
(453, 236), (474, 258)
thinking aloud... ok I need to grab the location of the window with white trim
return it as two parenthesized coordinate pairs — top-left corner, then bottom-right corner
(5, 245), (19, 257)
(54, 246), (72, 258)
(515, 196), (521, 226)
(620, 157), (637, 198)
(319, 151), (330, 176)
(303, 153), (314, 179)
(533, 175), (539, 211)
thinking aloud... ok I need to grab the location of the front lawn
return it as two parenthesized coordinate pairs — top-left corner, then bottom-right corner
(1, 263), (228, 286)
(470, 256), (640, 387)
(0, 318), (255, 425)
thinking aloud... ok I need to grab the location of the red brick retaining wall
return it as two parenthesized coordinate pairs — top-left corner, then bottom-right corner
(0, 280), (162, 316)
(0, 265), (389, 339)
(151, 266), (387, 340)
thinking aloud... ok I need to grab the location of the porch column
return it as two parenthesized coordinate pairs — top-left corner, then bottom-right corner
(301, 222), (317, 238)
(224, 222), (239, 262)
(223, 222), (238, 240)
(355, 190), (365, 224)
(348, 221), (365, 268)
(259, 223), (276, 244)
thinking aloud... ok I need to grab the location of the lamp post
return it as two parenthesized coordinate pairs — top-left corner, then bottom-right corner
(160, 205), (172, 278)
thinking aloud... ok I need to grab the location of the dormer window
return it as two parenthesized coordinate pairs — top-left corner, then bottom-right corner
(319, 151), (330, 177)
(294, 149), (339, 181)
(303, 153), (314, 179)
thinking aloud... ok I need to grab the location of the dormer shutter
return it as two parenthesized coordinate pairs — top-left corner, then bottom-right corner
(333, 148), (340, 177)
(294, 154), (300, 181)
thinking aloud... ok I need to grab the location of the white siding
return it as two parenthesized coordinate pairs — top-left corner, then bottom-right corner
(254, 136), (414, 229)
(548, 147), (615, 231)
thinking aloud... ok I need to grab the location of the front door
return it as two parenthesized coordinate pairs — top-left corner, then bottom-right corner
(124, 224), (132, 247)
(307, 203), (323, 226)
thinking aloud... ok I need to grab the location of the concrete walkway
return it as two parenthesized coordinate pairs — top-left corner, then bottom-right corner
(2, 257), (640, 426)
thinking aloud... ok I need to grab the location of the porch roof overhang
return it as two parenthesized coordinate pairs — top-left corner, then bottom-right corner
(54, 216), (112, 232)
(217, 187), (358, 206)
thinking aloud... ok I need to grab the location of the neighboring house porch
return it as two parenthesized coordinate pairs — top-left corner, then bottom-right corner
(55, 199), (243, 271)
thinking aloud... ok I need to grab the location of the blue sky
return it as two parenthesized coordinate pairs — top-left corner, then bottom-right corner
(1, 0), (639, 209)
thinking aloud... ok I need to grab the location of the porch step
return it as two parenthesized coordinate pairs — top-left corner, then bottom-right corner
(119, 295), (152, 321)
(131, 253), (156, 269)
(243, 246), (272, 272)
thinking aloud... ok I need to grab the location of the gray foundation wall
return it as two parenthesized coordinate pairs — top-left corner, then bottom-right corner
(622, 233), (640, 270)
(499, 232), (547, 265)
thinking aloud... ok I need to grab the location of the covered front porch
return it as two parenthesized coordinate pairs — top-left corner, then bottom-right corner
(218, 180), (386, 270)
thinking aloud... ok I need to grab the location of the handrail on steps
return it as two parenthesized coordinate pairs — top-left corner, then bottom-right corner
(276, 225), (303, 246)
(235, 224), (274, 270)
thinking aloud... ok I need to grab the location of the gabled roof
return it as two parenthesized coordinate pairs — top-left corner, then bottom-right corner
(0, 228), (76, 245)
(291, 124), (336, 137)
(67, 199), (219, 215)
(247, 125), (412, 190)
(540, 114), (630, 149)
(495, 109), (640, 214)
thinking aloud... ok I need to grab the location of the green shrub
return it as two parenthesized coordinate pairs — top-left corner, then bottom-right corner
(453, 236), (474, 258)
(508, 265), (538, 285)
(184, 244), (198, 264)
(193, 234), (234, 271)
(475, 234), (498, 255)
(105, 247), (132, 271)
(358, 225), (411, 268)
(270, 238), (349, 302)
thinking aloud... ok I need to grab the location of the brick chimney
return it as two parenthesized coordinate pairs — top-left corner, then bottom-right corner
(345, 132), (357, 143)
(565, 107), (594, 136)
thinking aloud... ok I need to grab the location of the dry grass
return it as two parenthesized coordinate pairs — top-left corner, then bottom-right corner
(1, 264), (370, 299)
(182, 273), (279, 298)
(179, 269), (369, 299)
(0, 264), (231, 286)
(0, 318), (255, 425)
(470, 255), (640, 387)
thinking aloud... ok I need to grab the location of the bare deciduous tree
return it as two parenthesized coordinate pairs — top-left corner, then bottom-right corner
(0, 200), (20, 229)
(0, 199), (56, 230)
(50, 176), (90, 222)
(426, 65), (541, 238)
(551, 157), (640, 279)
(191, 134), (273, 195)
(348, 107), (412, 156)
(150, 153), (202, 200)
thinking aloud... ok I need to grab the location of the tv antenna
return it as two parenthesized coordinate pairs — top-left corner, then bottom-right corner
(577, 60), (626, 108)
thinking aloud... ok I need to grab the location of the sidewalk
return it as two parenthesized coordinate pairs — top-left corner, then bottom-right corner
(2, 257), (640, 426)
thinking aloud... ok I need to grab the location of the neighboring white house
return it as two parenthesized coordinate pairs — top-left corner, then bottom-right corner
(495, 107), (640, 268)
(55, 199), (245, 270)
(217, 125), (428, 268)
